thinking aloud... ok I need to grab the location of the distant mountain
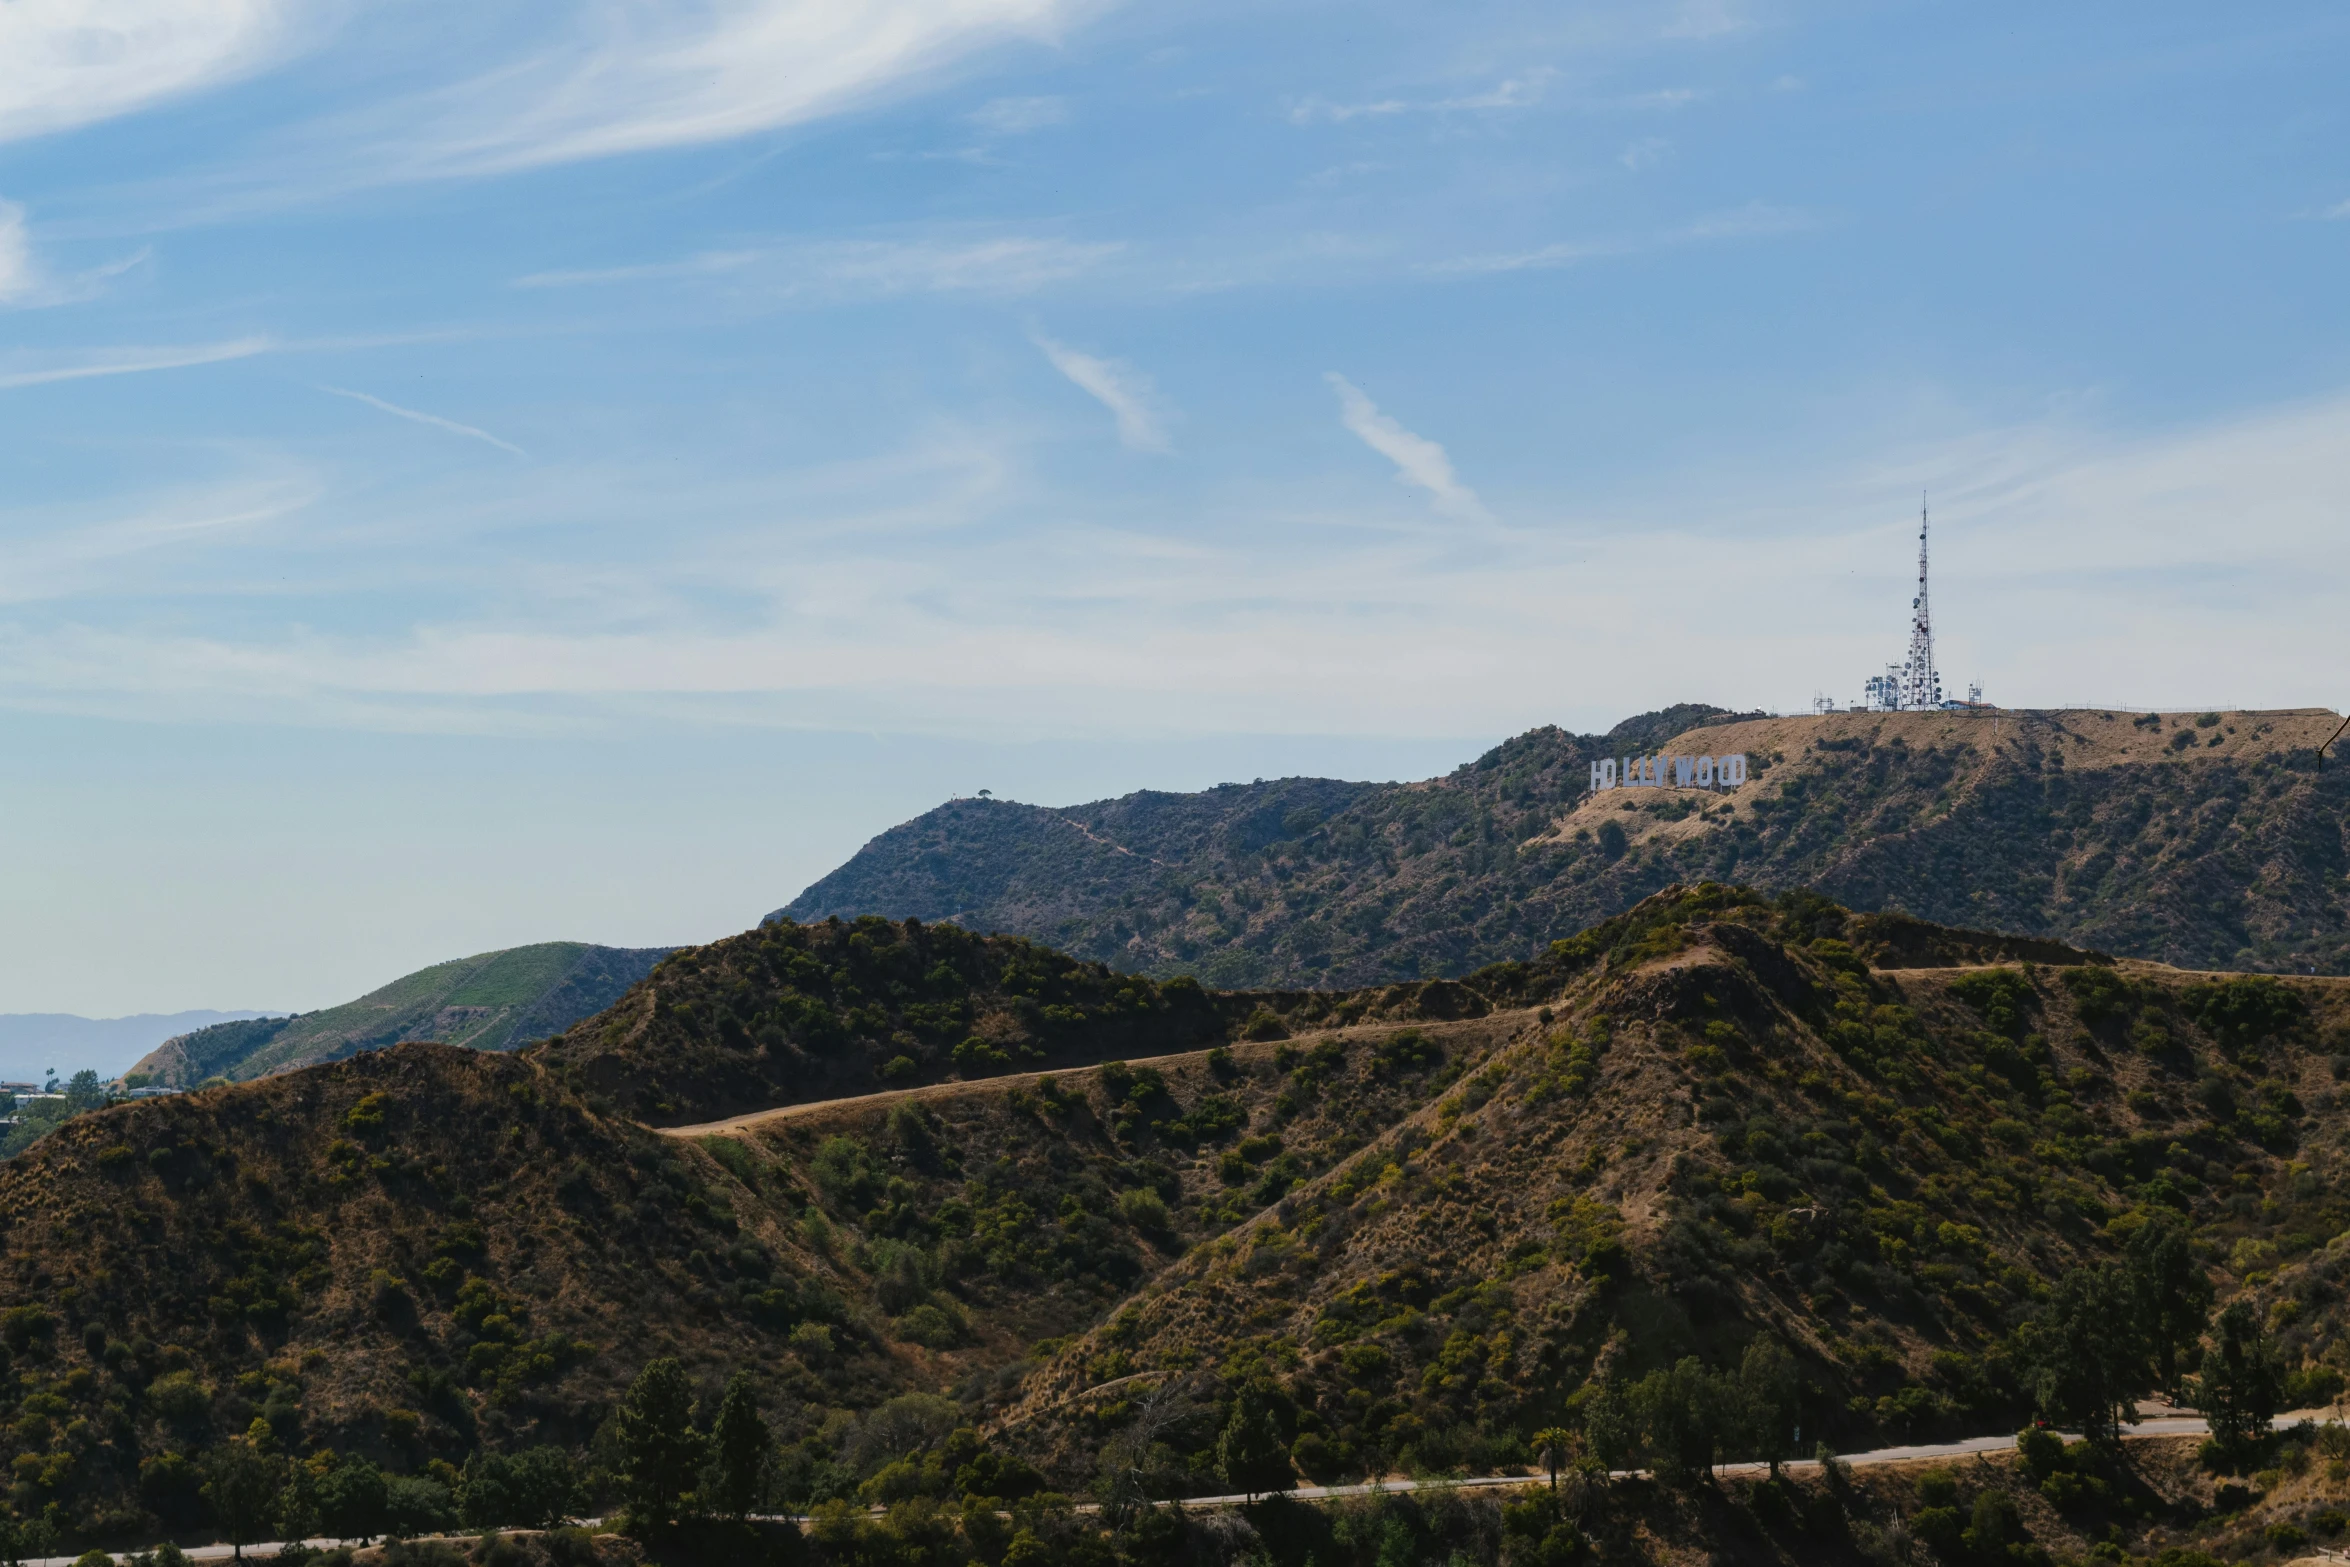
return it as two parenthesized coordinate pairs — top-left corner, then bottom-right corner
(129, 941), (672, 1086)
(0, 1010), (280, 1083)
(779, 703), (2350, 985)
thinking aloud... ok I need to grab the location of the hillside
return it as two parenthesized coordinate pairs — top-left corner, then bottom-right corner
(999, 884), (2350, 1488)
(529, 912), (1495, 1128)
(0, 916), (1471, 1550)
(13, 894), (2350, 1559)
(131, 942), (671, 1086)
(0, 1012), (280, 1083)
(780, 703), (2350, 986)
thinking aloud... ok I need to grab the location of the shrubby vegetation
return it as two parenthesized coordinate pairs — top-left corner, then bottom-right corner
(785, 706), (2350, 987)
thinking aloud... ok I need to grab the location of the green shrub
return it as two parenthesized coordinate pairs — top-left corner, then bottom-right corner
(1240, 1007), (1289, 1042)
(1117, 1188), (1172, 1234)
(148, 1369), (212, 1420)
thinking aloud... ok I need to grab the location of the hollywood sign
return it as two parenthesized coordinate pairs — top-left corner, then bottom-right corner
(1589, 753), (1749, 792)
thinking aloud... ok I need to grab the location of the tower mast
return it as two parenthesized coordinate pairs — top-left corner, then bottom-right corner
(1902, 495), (1941, 709)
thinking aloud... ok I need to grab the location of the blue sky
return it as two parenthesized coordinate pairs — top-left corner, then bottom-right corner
(2, 0), (2346, 1015)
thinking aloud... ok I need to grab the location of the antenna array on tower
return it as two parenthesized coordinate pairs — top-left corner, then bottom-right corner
(1851, 498), (1982, 713)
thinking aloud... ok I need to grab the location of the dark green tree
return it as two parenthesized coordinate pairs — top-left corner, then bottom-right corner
(1578, 1374), (1637, 1483)
(510, 1446), (582, 1530)
(1633, 1358), (1727, 1486)
(2194, 1301), (2285, 1463)
(200, 1439), (287, 1560)
(276, 1462), (321, 1543)
(317, 1456), (389, 1543)
(2127, 1216), (2215, 1398)
(1965, 1488), (2025, 1554)
(1734, 1338), (1802, 1478)
(461, 1446), (581, 1531)
(614, 1357), (712, 1528)
(1216, 1378), (1294, 1500)
(0, 1513), (59, 1567)
(2020, 1265), (2146, 1443)
(708, 1373), (774, 1520)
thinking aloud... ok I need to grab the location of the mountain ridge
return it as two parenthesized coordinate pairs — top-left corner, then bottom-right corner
(6, 892), (2350, 1560)
(781, 704), (2350, 987)
(130, 941), (673, 1086)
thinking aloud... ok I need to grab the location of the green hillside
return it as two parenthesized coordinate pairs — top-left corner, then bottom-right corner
(131, 941), (671, 1086)
(9, 892), (2350, 1564)
(780, 703), (2350, 986)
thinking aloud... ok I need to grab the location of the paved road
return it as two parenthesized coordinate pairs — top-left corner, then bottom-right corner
(37, 1410), (2309, 1564)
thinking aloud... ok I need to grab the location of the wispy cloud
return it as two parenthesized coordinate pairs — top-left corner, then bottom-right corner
(1426, 201), (1815, 276)
(1288, 72), (1553, 125)
(2317, 199), (2350, 221)
(0, 203), (33, 306)
(1325, 374), (1487, 521)
(0, 338), (274, 391)
(514, 252), (763, 290)
(0, 199), (155, 310)
(515, 235), (1120, 298)
(321, 387), (527, 458)
(1033, 335), (1170, 451)
(970, 95), (1069, 134)
(1663, 0), (1753, 40)
(379, 0), (1098, 179)
(1620, 136), (1671, 170)
(0, 0), (303, 145)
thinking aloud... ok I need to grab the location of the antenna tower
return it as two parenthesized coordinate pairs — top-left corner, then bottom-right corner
(1899, 495), (1943, 710)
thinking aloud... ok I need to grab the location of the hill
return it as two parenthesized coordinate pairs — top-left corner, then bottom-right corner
(779, 703), (2350, 985)
(130, 942), (672, 1086)
(998, 884), (2350, 1485)
(0, 1011), (280, 1084)
(12, 894), (2350, 1561)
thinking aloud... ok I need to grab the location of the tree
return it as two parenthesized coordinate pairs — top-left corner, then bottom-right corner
(0, 1513), (59, 1567)
(2127, 1217), (2215, 1399)
(2019, 1265), (2146, 1443)
(510, 1446), (582, 1530)
(1216, 1378), (1294, 1500)
(614, 1357), (712, 1529)
(2194, 1301), (2284, 1463)
(1530, 1427), (1576, 1494)
(1578, 1374), (1637, 1484)
(1734, 1338), (1802, 1478)
(461, 1447), (580, 1531)
(317, 1456), (389, 1543)
(200, 1439), (287, 1560)
(1632, 1359), (1728, 1487)
(708, 1373), (774, 1520)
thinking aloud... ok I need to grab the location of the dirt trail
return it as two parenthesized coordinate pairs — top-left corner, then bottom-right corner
(653, 1016), (1515, 1140)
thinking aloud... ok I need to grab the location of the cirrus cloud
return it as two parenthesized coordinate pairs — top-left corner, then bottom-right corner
(1325, 373), (1488, 521)
(386, 0), (1102, 178)
(1033, 334), (1170, 451)
(0, 0), (301, 145)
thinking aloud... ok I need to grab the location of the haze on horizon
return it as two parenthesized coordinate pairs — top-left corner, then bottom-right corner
(0, 1), (2344, 1016)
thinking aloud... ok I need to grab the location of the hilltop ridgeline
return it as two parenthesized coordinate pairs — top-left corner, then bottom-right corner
(529, 912), (1514, 1128)
(6, 889), (2350, 1559)
(781, 703), (2350, 985)
(130, 941), (671, 1087)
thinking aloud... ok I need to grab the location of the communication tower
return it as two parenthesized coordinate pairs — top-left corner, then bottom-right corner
(1899, 497), (1943, 710)
(1857, 497), (1966, 711)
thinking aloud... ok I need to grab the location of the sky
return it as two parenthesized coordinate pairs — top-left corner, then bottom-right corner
(1, 0), (2346, 1016)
